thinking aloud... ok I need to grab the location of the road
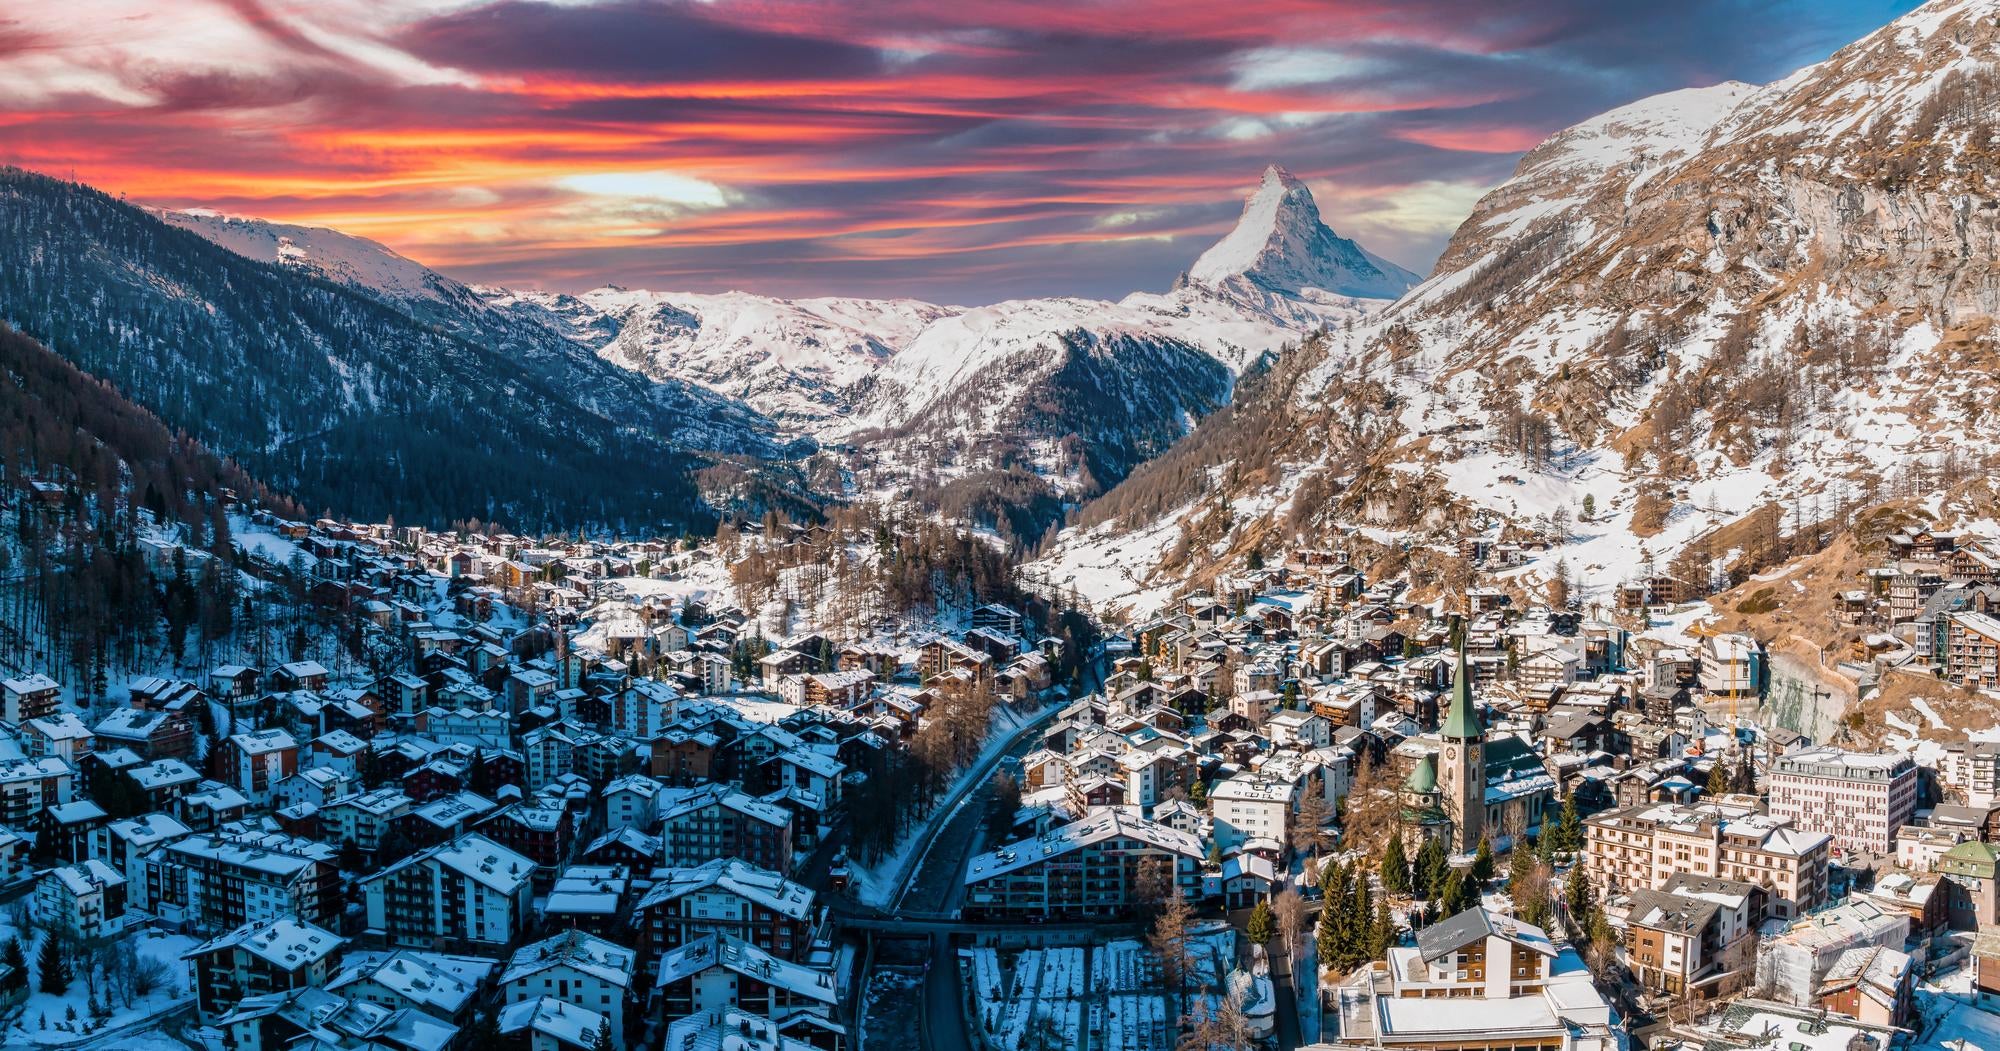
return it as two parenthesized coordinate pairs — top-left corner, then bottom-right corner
(858, 652), (1104, 1051)
(910, 702), (1071, 1051)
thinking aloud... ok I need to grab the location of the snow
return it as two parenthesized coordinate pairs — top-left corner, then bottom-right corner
(229, 516), (316, 570)
(153, 209), (456, 311)
(1188, 165), (1419, 299)
(1917, 961), (2000, 1051)
(1911, 697), (1948, 730)
(0, 924), (198, 1046)
(847, 698), (1061, 908)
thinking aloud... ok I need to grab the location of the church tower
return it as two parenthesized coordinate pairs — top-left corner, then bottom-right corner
(1439, 643), (1485, 854)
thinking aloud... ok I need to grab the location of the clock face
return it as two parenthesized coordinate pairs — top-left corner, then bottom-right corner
(1445, 747), (1457, 762)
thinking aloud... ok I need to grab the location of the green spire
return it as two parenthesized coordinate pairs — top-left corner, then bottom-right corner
(1404, 753), (1438, 793)
(1441, 642), (1480, 739)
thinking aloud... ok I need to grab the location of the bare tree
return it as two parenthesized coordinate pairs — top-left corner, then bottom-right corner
(1339, 753), (1398, 855)
(1291, 788), (1332, 860)
(1176, 988), (1253, 1051)
(1149, 893), (1197, 1033)
(1272, 888), (1308, 966)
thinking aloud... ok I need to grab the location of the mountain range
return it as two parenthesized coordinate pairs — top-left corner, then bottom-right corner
(1038, 0), (2000, 615)
(14, 0), (1992, 594)
(129, 164), (1416, 538)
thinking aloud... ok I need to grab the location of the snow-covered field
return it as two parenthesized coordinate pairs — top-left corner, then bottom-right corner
(0, 923), (196, 1047)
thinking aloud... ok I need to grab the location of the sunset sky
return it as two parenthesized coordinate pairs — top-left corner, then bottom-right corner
(0, 0), (1918, 302)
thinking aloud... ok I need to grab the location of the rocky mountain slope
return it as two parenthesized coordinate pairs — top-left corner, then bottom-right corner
(1042, 0), (2000, 616)
(1185, 165), (1419, 299)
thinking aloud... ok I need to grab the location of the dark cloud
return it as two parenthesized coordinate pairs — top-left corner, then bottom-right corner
(401, 0), (886, 82)
(3, 0), (1927, 302)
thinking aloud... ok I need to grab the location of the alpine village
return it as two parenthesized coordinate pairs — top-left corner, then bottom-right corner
(6, 3), (2000, 1051)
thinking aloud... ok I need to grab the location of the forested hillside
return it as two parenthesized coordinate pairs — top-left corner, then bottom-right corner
(0, 169), (740, 532)
(0, 321), (299, 694)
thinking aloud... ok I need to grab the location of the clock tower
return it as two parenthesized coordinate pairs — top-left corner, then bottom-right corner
(1439, 642), (1485, 854)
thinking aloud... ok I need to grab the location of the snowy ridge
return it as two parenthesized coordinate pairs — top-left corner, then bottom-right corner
(153, 209), (467, 311)
(1189, 165), (1419, 299)
(162, 169), (1400, 471)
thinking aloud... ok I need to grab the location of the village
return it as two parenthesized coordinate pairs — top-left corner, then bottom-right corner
(0, 494), (1990, 1051)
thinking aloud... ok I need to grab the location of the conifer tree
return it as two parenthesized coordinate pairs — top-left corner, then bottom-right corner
(1415, 835), (1450, 899)
(0, 936), (24, 993)
(35, 934), (69, 995)
(1564, 864), (1596, 939)
(1246, 899), (1275, 948)
(1470, 837), (1495, 884)
(1380, 833), (1411, 896)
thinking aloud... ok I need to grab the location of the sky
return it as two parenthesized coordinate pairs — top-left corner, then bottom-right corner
(0, 0), (1921, 303)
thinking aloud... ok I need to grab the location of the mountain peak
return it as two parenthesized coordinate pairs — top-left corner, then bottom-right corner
(1187, 165), (1418, 300)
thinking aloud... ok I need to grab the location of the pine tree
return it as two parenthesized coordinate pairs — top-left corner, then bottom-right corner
(1415, 835), (1450, 900)
(1246, 899), (1275, 947)
(1470, 837), (1495, 884)
(591, 1019), (615, 1051)
(1549, 793), (1582, 856)
(35, 934), (69, 995)
(1706, 760), (1729, 797)
(0, 936), (24, 993)
(1440, 870), (1476, 916)
(1733, 750), (1758, 793)
(1564, 864), (1596, 940)
(1380, 833), (1411, 896)
(1368, 898), (1396, 959)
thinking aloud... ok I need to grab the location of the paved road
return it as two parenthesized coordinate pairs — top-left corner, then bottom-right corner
(906, 703), (1070, 1051)
(891, 698), (1071, 912)
(867, 654), (1105, 1051)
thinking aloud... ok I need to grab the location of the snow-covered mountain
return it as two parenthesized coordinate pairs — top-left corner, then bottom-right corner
(486, 287), (955, 428)
(160, 169), (1413, 531)
(480, 167), (1413, 454)
(1040, 0), (2000, 614)
(1186, 165), (1419, 299)
(154, 208), (473, 313)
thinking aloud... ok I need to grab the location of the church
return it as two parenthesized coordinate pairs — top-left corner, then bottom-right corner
(1399, 645), (1557, 854)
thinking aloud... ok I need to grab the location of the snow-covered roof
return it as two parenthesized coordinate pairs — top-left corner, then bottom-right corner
(503, 929), (636, 989)
(966, 806), (1203, 884)
(188, 917), (343, 970)
(498, 996), (606, 1050)
(634, 856), (814, 919)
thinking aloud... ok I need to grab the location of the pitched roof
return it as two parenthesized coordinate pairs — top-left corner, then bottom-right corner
(188, 917), (344, 970)
(502, 929), (636, 989)
(1415, 907), (1555, 964)
(1441, 643), (1480, 739)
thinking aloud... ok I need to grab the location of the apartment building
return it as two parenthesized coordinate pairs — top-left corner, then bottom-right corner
(962, 807), (1205, 921)
(224, 728), (300, 804)
(1767, 748), (1918, 854)
(1585, 801), (1831, 919)
(1209, 774), (1296, 851)
(184, 918), (345, 1019)
(1943, 611), (2000, 688)
(1698, 634), (1764, 699)
(35, 858), (128, 940)
(0, 756), (73, 826)
(634, 857), (818, 968)
(1329, 907), (1616, 1051)
(501, 930), (637, 1041)
(1620, 873), (1761, 998)
(143, 830), (338, 931)
(0, 673), (62, 724)
(361, 832), (534, 948)
(658, 784), (792, 873)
